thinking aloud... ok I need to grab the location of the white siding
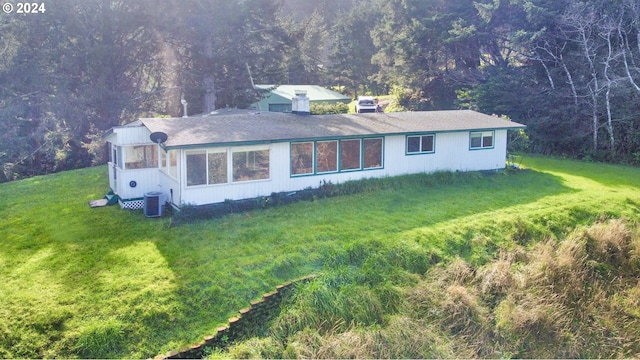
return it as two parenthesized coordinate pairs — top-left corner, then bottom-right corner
(177, 130), (509, 206)
(158, 172), (180, 206)
(383, 131), (508, 176)
(111, 126), (152, 145)
(111, 167), (160, 200)
(106, 124), (167, 201)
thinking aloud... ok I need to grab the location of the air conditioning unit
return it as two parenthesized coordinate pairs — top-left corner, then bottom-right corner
(144, 191), (164, 217)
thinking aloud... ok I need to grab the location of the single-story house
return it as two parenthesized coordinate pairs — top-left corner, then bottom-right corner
(103, 95), (525, 210)
(252, 84), (351, 112)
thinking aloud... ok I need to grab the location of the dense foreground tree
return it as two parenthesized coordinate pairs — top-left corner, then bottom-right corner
(0, 0), (289, 181)
(0, 0), (165, 180)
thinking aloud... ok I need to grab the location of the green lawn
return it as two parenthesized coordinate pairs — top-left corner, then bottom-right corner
(0, 155), (639, 358)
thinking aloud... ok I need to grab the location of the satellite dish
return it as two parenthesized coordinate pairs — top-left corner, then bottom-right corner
(149, 132), (168, 144)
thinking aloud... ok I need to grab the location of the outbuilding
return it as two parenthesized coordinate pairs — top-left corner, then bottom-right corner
(103, 95), (525, 210)
(252, 84), (351, 112)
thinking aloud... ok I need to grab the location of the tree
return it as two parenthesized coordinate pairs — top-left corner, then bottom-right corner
(0, 0), (166, 180)
(526, 0), (640, 159)
(283, 10), (329, 85)
(328, 1), (382, 97)
(168, 0), (290, 113)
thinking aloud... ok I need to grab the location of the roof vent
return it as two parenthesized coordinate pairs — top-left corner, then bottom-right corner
(180, 94), (188, 118)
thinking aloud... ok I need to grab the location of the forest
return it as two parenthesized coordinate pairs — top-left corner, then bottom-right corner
(1, 0), (640, 182)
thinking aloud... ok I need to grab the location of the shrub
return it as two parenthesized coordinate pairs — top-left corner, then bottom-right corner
(310, 102), (349, 115)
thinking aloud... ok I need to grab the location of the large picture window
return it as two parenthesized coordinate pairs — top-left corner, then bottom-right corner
(406, 134), (435, 154)
(470, 131), (494, 149)
(291, 142), (314, 175)
(124, 145), (158, 169)
(208, 152), (227, 184)
(232, 149), (270, 182)
(186, 148), (270, 186)
(316, 141), (338, 173)
(186, 152), (207, 186)
(340, 139), (361, 171)
(363, 138), (383, 169)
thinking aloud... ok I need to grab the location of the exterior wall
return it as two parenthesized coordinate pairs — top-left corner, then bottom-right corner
(109, 165), (160, 202)
(176, 130), (509, 206)
(106, 125), (165, 206)
(255, 93), (350, 112)
(256, 93), (290, 112)
(383, 130), (508, 175)
(110, 125), (151, 145)
(158, 170), (180, 206)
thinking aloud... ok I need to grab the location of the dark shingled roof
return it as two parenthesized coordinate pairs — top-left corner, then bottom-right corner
(140, 110), (525, 149)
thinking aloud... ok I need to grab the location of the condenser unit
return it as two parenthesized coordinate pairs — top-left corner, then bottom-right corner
(144, 191), (164, 217)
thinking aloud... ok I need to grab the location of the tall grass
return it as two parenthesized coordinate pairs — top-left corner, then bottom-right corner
(241, 219), (640, 359)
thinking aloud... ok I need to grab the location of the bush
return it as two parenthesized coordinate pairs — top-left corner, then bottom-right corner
(310, 102), (349, 115)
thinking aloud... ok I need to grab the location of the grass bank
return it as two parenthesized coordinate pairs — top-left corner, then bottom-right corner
(232, 218), (639, 359)
(0, 155), (639, 358)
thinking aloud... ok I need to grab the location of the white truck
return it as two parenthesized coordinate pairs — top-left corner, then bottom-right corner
(355, 96), (378, 113)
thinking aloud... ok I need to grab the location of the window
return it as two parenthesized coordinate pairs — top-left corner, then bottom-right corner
(291, 142), (314, 175)
(232, 149), (270, 182)
(117, 146), (124, 169)
(168, 150), (178, 179)
(406, 134), (435, 154)
(269, 103), (292, 112)
(208, 151), (227, 184)
(124, 145), (158, 169)
(110, 145), (117, 164)
(340, 139), (361, 171)
(290, 137), (384, 176)
(470, 131), (494, 149)
(162, 150), (179, 179)
(186, 152), (207, 186)
(186, 148), (270, 186)
(363, 138), (383, 169)
(316, 141), (338, 173)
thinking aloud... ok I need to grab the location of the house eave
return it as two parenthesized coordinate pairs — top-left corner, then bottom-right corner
(162, 125), (526, 150)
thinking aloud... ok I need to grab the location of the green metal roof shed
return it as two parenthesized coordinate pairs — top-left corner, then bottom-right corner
(253, 85), (351, 112)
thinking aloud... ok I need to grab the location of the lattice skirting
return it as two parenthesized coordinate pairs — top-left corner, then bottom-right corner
(119, 198), (144, 210)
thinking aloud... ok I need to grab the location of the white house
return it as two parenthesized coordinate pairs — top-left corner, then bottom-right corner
(102, 96), (525, 210)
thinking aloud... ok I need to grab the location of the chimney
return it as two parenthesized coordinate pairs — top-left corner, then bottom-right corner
(291, 90), (310, 115)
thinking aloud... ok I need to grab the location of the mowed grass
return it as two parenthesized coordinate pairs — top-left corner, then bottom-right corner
(0, 155), (639, 358)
